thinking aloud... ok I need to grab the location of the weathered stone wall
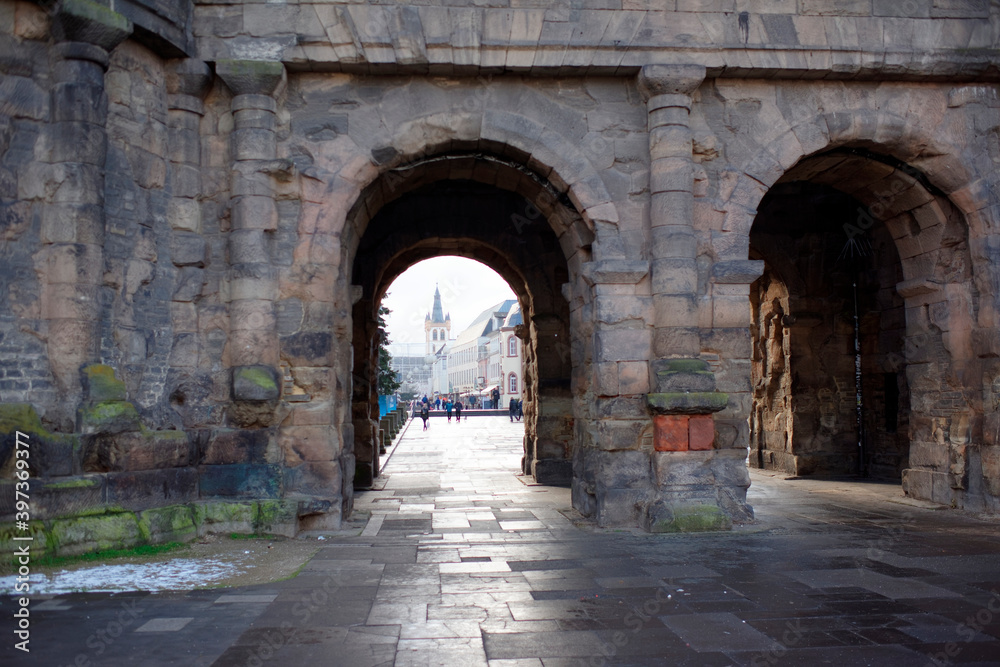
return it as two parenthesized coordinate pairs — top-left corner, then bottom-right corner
(2, 0), (1000, 551)
(749, 183), (910, 479)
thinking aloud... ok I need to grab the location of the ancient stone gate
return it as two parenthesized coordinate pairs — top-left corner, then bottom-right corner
(2, 0), (999, 552)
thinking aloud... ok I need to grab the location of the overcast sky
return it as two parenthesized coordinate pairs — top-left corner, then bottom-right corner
(382, 256), (517, 351)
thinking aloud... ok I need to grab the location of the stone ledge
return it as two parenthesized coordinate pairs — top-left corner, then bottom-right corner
(647, 391), (729, 414)
(0, 499), (302, 560)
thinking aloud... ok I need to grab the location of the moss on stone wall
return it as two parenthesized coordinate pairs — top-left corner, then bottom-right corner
(81, 364), (128, 402)
(2, 499), (301, 563)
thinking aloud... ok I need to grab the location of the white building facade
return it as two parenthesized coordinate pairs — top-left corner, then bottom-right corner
(449, 300), (516, 399)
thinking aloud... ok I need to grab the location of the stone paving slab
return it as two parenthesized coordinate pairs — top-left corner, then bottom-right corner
(4, 417), (1000, 666)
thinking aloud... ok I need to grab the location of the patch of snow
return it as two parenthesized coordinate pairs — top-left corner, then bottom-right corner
(0, 558), (239, 594)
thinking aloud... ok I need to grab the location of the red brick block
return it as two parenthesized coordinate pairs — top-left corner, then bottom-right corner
(654, 415), (689, 451)
(689, 414), (715, 451)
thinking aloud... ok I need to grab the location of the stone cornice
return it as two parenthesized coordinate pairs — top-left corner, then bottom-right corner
(191, 4), (1000, 82)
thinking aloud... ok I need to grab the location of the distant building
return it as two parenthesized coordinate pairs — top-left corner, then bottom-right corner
(389, 286), (453, 397)
(499, 303), (524, 403)
(449, 300), (518, 402)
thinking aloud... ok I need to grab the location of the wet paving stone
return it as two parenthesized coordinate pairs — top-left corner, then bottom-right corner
(5, 417), (1000, 666)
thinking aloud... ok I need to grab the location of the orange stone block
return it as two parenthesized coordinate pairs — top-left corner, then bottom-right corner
(689, 414), (715, 451)
(654, 415), (689, 451)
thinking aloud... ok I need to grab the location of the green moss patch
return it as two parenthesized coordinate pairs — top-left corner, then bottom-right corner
(81, 364), (127, 402)
(139, 506), (197, 544)
(646, 392), (729, 415)
(648, 504), (732, 533)
(10, 542), (185, 573)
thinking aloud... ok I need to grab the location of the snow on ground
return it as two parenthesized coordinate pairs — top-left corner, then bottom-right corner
(1, 557), (240, 594)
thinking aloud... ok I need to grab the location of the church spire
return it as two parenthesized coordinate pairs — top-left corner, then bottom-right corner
(430, 284), (445, 323)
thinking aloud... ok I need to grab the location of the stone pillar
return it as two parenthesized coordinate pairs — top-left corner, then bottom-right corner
(165, 60), (212, 418)
(637, 64), (705, 359)
(215, 61), (285, 407)
(637, 65), (753, 532)
(40, 0), (131, 427)
(352, 296), (379, 488)
(574, 260), (652, 526)
(528, 313), (573, 485)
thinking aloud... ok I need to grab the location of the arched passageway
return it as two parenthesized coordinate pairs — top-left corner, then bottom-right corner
(748, 149), (981, 504)
(347, 154), (588, 491)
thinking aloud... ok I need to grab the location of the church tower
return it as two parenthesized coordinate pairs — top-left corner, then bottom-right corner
(424, 285), (451, 354)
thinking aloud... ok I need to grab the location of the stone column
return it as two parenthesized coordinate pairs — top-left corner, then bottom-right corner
(40, 0), (131, 427)
(637, 65), (753, 532)
(351, 296), (379, 488)
(527, 313), (573, 485)
(215, 61), (286, 411)
(165, 60), (212, 412)
(637, 64), (705, 360)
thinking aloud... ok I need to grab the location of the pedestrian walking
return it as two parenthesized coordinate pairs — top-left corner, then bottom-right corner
(516, 399), (523, 422)
(455, 400), (463, 422)
(446, 398), (453, 422)
(420, 402), (429, 430)
(509, 396), (517, 422)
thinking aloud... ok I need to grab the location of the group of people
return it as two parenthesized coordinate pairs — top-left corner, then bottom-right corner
(413, 393), (524, 429)
(416, 394), (464, 430)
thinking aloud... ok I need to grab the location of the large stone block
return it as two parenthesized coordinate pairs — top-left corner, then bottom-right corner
(902, 468), (953, 505)
(84, 430), (191, 472)
(689, 415), (715, 450)
(138, 504), (197, 544)
(532, 459), (572, 486)
(192, 500), (256, 536)
(652, 450), (717, 487)
(106, 467), (198, 510)
(280, 331), (333, 366)
(654, 415), (689, 452)
(592, 449), (651, 490)
(0, 475), (103, 520)
(49, 511), (142, 557)
(78, 400), (141, 435)
(54, 0), (132, 51)
(170, 231), (208, 267)
(0, 403), (78, 477)
(0, 75), (49, 121)
(908, 441), (948, 469)
(595, 328), (650, 363)
(596, 487), (650, 528)
(284, 460), (342, 498)
(216, 61), (286, 98)
(200, 428), (272, 465)
(199, 464), (282, 499)
(593, 419), (645, 451)
(232, 365), (280, 401)
(280, 425), (336, 465)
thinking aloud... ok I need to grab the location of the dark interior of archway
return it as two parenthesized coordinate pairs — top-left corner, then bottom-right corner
(749, 181), (909, 480)
(350, 179), (573, 487)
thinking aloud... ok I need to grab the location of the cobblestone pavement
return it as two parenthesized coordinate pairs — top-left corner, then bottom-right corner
(5, 416), (1000, 666)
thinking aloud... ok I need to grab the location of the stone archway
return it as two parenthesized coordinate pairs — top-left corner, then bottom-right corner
(344, 154), (588, 496)
(746, 148), (981, 506)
